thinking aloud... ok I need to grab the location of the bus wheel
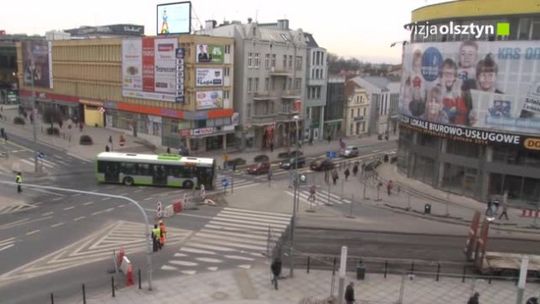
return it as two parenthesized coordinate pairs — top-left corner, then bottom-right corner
(183, 180), (194, 189)
(123, 177), (134, 186)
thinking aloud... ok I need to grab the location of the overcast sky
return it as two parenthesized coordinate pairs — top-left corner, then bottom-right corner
(1, 0), (449, 64)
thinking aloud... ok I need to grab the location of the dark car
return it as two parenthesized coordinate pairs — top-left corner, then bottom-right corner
(364, 159), (382, 171)
(310, 158), (335, 171)
(246, 161), (271, 175)
(277, 150), (304, 159)
(279, 157), (306, 170)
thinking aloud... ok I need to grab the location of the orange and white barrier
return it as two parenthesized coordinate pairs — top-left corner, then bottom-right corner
(521, 209), (539, 217)
(120, 255), (133, 287)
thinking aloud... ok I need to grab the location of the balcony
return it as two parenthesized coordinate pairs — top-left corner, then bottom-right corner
(268, 67), (291, 77)
(353, 116), (365, 122)
(253, 92), (276, 101)
(281, 89), (301, 99)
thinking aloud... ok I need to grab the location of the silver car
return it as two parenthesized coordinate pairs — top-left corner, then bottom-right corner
(341, 145), (359, 158)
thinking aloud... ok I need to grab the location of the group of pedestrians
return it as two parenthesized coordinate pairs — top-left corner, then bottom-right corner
(151, 220), (167, 252)
(324, 161), (362, 185)
(485, 191), (510, 220)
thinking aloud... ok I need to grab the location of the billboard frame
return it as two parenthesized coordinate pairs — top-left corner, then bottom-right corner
(156, 1), (192, 36)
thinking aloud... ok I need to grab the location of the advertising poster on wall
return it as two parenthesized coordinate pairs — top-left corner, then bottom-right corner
(400, 41), (540, 136)
(122, 37), (179, 102)
(22, 41), (53, 88)
(196, 44), (224, 63)
(196, 90), (223, 109)
(196, 68), (223, 86)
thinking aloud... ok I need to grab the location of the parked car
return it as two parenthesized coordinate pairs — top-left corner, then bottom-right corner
(364, 159), (382, 171)
(277, 150), (304, 159)
(340, 145), (359, 158)
(279, 156), (306, 170)
(254, 154), (270, 163)
(246, 161), (271, 175)
(310, 158), (335, 171)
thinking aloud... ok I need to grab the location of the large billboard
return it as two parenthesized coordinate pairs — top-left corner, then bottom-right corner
(22, 41), (53, 88)
(196, 44), (224, 64)
(196, 68), (223, 87)
(400, 41), (540, 136)
(157, 1), (191, 35)
(122, 37), (181, 102)
(196, 90), (223, 110)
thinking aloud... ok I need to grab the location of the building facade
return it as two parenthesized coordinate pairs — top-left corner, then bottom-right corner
(344, 80), (369, 137)
(304, 33), (327, 142)
(17, 35), (235, 152)
(352, 76), (400, 136)
(324, 77), (345, 140)
(398, 0), (540, 205)
(199, 19), (307, 150)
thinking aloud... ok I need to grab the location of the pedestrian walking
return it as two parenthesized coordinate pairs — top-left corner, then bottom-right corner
(332, 169), (339, 185)
(485, 199), (493, 216)
(308, 184), (316, 202)
(344, 168), (350, 181)
(151, 224), (160, 252)
(327, 135), (331, 143)
(79, 122), (83, 132)
(0, 127), (4, 139)
(499, 191), (509, 220)
(270, 257), (282, 290)
(345, 282), (355, 304)
(159, 220), (167, 248)
(387, 180), (393, 196)
(324, 170), (330, 184)
(352, 163), (358, 177)
(105, 144), (110, 152)
(267, 169), (272, 181)
(467, 292), (480, 304)
(270, 142), (274, 153)
(16, 172), (22, 193)
(166, 147), (171, 154)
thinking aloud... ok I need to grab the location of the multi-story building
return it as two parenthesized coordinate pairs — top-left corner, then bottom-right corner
(324, 77), (345, 140)
(344, 79), (369, 137)
(17, 35), (235, 152)
(304, 33), (327, 142)
(198, 19), (307, 149)
(398, 0), (540, 204)
(351, 76), (400, 136)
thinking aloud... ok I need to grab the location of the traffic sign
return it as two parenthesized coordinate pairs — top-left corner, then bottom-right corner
(326, 151), (337, 159)
(37, 152), (45, 159)
(222, 178), (229, 188)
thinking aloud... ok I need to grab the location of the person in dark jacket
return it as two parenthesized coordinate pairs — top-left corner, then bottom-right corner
(467, 292), (480, 304)
(270, 257), (282, 290)
(345, 282), (355, 304)
(344, 168), (350, 181)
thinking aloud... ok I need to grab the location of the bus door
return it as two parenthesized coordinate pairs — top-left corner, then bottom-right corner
(104, 162), (120, 183)
(196, 166), (214, 190)
(153, 165), (167, 186)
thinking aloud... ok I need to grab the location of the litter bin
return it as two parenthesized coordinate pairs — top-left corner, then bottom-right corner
(356, 260), (366, 280)
(424, 203), (431, 214)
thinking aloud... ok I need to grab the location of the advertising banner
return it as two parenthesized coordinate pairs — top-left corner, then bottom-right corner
(196, 44), (224, 63)
(196, 90), (223, 110)
(196, 68), (223, 86)
(22, 41), (53, 88)
(157, 1), (191, 35)
(400, 41), (540, 136)
(122, 38), (179, 102)
(175, 48), (185, 103)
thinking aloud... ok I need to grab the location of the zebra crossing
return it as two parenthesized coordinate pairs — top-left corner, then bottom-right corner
(215, 173), (260, 191)
(0, 201), (37, 215)
(0, 237), (16, 253)
(12, 153), (91, 173)
(285, 188), (352, 207)
(161, 207), (291, 275)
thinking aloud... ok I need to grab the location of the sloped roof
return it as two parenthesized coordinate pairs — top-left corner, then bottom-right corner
(303, 33), (319, 48)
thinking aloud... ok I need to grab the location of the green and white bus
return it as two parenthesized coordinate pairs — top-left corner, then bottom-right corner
(96, 152), (216, 190)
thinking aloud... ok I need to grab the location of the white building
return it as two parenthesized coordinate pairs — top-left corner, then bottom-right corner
(344, 79), (369, 137)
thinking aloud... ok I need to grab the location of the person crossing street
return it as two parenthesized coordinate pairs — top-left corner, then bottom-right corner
(270, 257), (282, 290)
(159, 220), (167, 248)
(16, 172), (22, 193)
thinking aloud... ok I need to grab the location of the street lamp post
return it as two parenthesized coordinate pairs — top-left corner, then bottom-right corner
(289, 115), (300, 277)
(29, 64), (39, 173)
(0, 181), (154, 291)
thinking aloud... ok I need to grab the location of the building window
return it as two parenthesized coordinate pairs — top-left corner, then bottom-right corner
(294, 78), (301, 90)
(224, 90), (230, 99)
(248, 78), (252, 93)
(283, 55), (287, 69)
(350, 123), (353, 135)
(288, 78), (292, 90)
(247, 103), (251, 117)
(265, 54), (270, 69)
(295, 56), (303, 70)
(350, 109), (354, 119)
(224, 67), (230, 76)
(265, 77), (269, 91)
(288, 55), (293, 69)
(248, 52), (253, 67)
(255, 53), (260, 68)
(225, 45), (231, 54)
(271, 54), (276, 68)
(255, 78), (259, 92)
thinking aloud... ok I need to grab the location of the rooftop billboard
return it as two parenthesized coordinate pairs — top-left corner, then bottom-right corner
(400, 41), (540, 139)
(157, 2), (191, 35)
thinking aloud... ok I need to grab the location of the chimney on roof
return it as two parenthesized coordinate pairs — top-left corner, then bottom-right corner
(277, 19), (289, 30)
(205, 20), (216, 30)
(248, 17), (252, 24)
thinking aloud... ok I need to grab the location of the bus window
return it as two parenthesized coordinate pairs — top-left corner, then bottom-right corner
(120, 162), (136, 175)
(180, 166), (194, 178)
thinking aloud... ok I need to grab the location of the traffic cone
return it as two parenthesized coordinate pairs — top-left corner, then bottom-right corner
(126, 264), (134, 287)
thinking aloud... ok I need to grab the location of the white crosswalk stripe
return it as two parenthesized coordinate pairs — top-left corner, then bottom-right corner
(0, 201), (37, 215)
(285, 188), (351, 207)
(0, 237), (16, 253)
(164, 207), (291, 275)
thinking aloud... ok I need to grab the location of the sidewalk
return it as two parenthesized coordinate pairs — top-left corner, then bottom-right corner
(70, 265), (539, 304)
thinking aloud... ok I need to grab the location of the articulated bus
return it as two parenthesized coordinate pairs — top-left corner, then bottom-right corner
(96, 152), (216, 190)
